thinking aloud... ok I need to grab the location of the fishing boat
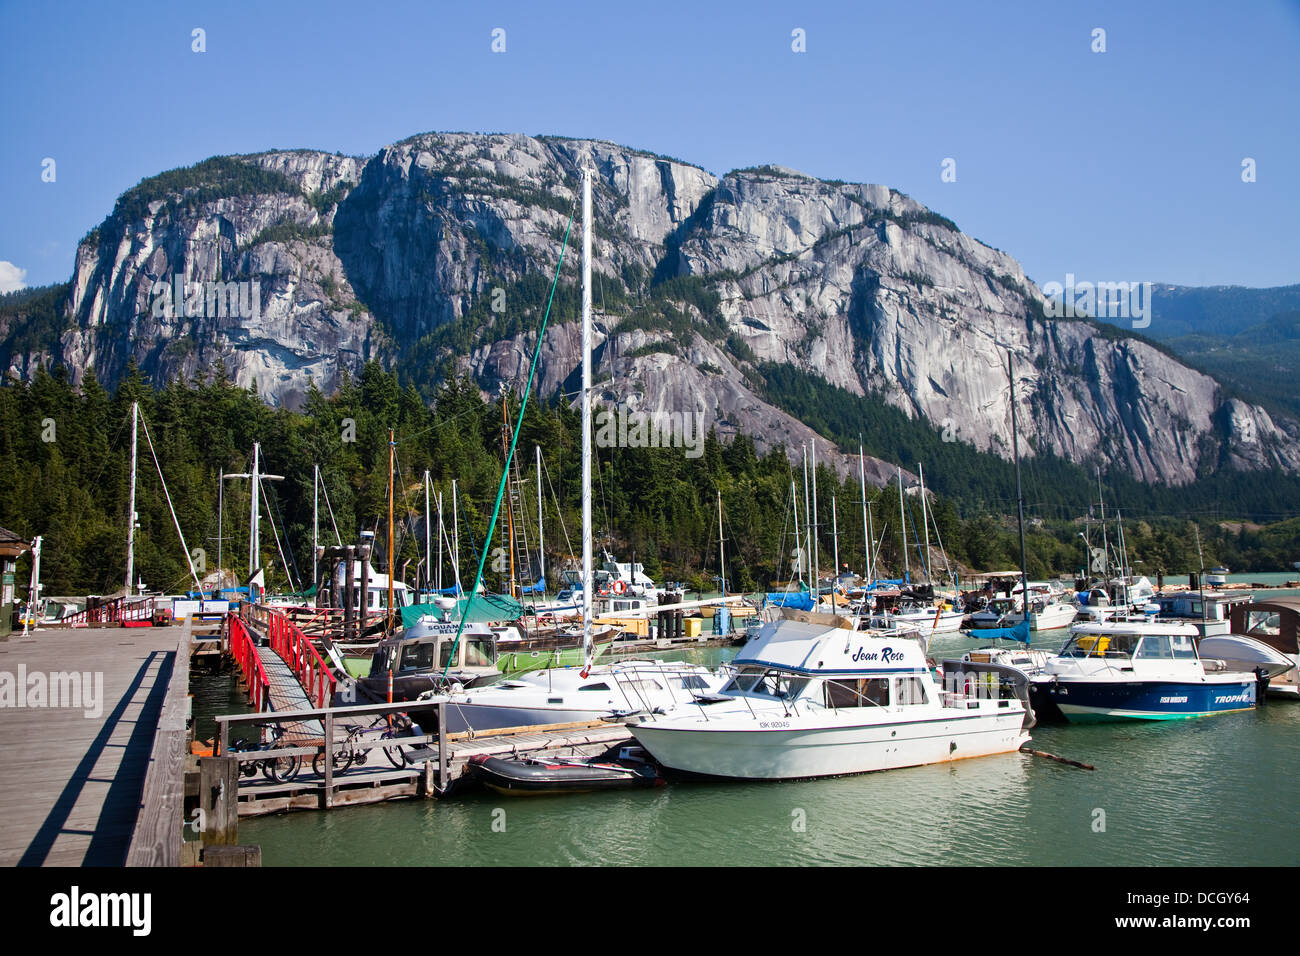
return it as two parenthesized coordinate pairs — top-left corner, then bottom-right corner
(1029, 620), (1259, 722)
(1149, 586), (1253, 637)
(466, 745), (663, 796)
(629, 607), (1030, 780)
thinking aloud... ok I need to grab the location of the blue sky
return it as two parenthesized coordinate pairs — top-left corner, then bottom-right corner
(2, 0), (1297, 292)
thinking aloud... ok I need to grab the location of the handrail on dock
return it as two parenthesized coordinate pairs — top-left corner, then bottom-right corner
(60, 595), (158, 627)
(239, 605), (337, 709)
(228, 614), (271, 712)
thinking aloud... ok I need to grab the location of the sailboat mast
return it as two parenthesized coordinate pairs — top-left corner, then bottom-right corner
(919, 462), (932, 585)
(217, 467), (224, 587)
(898, 465), (909, 582)
(831, 496), (839, 612)
(536, 444), (545, 599)
(249, 442), (260, 577)
(581, 166), (594, 665)
(1097, 467), (1109, 580)
(452, 479), (460, 592)
(502, 394), (517, 598)
(1007, 350), (1030, 609)
(717, 490), (726, 596)
(387, 428), (395, 627)
(859, 445), (871, 585)
(125, 401), (138, 595)
(791, 479), (801, 584)
(313, 464), (319, 591)
(810, 439), (820, 603)
(424, 470), (432, 597)
(802, 446), (812, 590)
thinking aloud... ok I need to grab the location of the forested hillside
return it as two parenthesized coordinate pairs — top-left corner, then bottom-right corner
(1, 363), (1296, 599)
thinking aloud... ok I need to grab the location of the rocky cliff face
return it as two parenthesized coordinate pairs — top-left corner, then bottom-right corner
(11, 133), (1299, 486)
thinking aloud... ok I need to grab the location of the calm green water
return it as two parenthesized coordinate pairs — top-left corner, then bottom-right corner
(218, 633), (1299, 867)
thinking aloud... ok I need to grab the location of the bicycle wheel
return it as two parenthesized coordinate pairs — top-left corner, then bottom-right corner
(312, 748), (353, 776)
(265, 754), (302, 783)
(382, 735), (410, 768)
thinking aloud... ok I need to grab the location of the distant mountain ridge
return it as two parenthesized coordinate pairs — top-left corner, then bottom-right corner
(2, 132), (1298, 487)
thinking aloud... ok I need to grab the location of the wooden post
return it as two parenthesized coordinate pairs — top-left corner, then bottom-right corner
(323, 708), (334, 809)
(200, 755), (239, 847)
(437, 701), (448, 795)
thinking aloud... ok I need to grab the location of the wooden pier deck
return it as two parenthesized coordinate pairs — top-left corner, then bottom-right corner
(218, 705), (635, 817)
(0, 624), (191, 866)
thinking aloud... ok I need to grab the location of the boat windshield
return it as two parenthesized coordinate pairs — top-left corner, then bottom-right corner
(724, 667), (808, 700)
(1059, 633), (1138, 659)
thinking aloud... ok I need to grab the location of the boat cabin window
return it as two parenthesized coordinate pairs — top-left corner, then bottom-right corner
(678, 675), (709, 690)
(724, 668), (807, 700)
(579, 682), (611, 691)
(465, 638), (494, 668)
(622, 678), (664, 696)
(439, 641), (458, 668)
(894, 677), (929, 706)
(823, 678), (889, 708)
(1171, 635), (1197, 659)
(1060, 633), (1138, 659)
(398, 642), (438, 672)
(1135, 636), (1173, 659)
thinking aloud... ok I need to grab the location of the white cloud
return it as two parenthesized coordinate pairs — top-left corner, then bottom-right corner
(0, 261), (27, 294)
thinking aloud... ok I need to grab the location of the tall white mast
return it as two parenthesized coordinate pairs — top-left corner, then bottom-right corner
(125, 401), (138, 595)
(919, 462), (932, 585)
(424, 469), (432, 596)
(802, 446), (812, 590)
(830, 495), (839, 612)
(217, 467), (224, 586)
(581, 165), (594, 668)
(898, 465), (909, 582)
(536, 444), (545, 598)
(858, 444), (870, 584)
(810, 439), (820, 604)
(436, 489), (444, 592)
(717, 490), (726, 596)
(248, 442), (261, 576)
(452, 479), (460, 592)
(313, 464), (319, 589)
(791, 479), (801, 584)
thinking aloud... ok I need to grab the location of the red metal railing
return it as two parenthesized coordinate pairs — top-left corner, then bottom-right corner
(263, 607), (337, 709)
(61, 595), (158, 627)
(227, 613), (270, 712)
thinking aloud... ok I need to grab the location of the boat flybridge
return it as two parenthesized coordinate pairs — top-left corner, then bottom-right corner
(629, 607), (1031, 781)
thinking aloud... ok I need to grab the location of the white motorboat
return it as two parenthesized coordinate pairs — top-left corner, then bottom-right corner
(629, 608), (1031, 780)
(1029, 620), (1259, 722)
(417, 658), (727, 734)
(870, 601), (965, 637)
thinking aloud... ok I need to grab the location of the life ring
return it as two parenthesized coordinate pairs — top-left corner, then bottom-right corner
(613, 580), (626, 595)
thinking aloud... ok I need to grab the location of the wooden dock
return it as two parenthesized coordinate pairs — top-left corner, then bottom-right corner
(215, 702), (635, 817)
(0, 623), (191, 866)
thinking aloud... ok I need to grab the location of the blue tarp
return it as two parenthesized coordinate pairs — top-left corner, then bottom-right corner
(972, 619), (1031, 644)
(518, 579), (547, 594)
(764, 591), (815, 611)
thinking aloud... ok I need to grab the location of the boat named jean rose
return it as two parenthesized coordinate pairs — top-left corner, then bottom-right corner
(629, 607), (1031, 780)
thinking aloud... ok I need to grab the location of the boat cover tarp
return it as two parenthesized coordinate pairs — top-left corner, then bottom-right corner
(401, 593), (524, 628)
(764, 591), (815, 611)
(972, 619), (1031, 644)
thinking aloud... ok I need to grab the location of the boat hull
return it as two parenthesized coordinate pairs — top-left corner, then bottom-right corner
(631, 711), (1029, 781)
(1031, 676), (1257, 722)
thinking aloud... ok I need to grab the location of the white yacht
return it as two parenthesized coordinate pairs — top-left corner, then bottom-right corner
(417, 658), (727, 735)
(629, 608), (1031, 780)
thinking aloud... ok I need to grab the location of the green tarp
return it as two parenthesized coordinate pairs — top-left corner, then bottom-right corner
(400, 592), (525, 628)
